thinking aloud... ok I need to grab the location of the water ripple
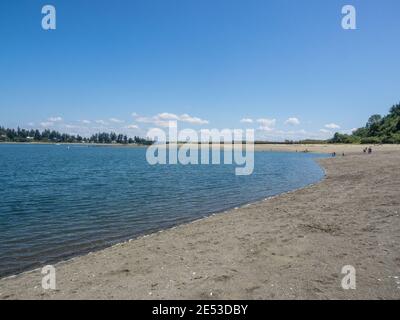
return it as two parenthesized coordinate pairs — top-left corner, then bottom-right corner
(0, 144), (326, 277)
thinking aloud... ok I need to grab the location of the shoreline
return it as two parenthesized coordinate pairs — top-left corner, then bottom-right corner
(1, 148), (400, 299)
(0, 156), (327, 281)
(2, 142), (400, 154)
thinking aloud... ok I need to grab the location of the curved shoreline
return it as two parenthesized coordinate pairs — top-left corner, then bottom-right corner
(1, 149), (400, 299)
(0, 154), (327, 281)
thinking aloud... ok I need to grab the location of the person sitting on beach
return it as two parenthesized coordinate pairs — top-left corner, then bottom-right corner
(368, 147), (372, 154)
(342, 152), (345, 156)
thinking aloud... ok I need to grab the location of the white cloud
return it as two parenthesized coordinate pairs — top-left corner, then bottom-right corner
(284, 117), (300, 126)
(257, 118), (276, 131)
(109, 118), (124, 123)
(179, 113), (209, 125)
(319, 129), (332, 134)
(257, 118), (276, 126)
(95, 120), (107, 125)
(135, 117), (172, 128)
(240, 118), (253, 123)
(48, 116), (62, 122)
(325, 123), (341, 129)
(125, 124), (139, 129)
(157, 113), (180, 120)
(40, 122), (54, 128)
(136, 113), (209, 126)
(80, 120), (91, 124)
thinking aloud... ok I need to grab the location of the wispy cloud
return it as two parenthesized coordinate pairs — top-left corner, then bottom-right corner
(179, 114), (209, 125)
(319, 128), (331, 133)
(325, 123), (341, 129)
(257, 118), (276, 131)
(80, 120), (91, 124)
(240, 118), (253, 123)
(125, 124), (139, 129)
(156, 113), (180, 121)
(135, 113), (209, 127)
(48, 116), (63, 122)
(40, 122), (54, 128)
(109, 118), (124, 123)
(135, 116), (171, 128)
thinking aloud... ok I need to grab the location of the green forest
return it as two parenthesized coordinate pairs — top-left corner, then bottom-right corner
(330, 103), (400, 144)
(0, 127), (153, 145)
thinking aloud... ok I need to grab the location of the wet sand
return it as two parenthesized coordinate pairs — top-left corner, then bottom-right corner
(1, 146), (400, 299)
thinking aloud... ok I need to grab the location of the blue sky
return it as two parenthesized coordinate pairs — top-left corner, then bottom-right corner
(0, 0), (399, 140)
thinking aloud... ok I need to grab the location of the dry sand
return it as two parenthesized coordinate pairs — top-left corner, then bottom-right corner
(253, 143), (400, 154)
(1, 145), (400, 299)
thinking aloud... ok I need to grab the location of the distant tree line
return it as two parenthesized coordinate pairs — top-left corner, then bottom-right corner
(330, 103), (400, 144)
(0, 127), (154, 145)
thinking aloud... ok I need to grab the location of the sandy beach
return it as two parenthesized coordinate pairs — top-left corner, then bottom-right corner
(1, 145), (400, 299)
(253, 143), (400, 154)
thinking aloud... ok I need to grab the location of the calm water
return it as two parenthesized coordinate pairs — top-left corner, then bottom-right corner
(0, 144), (326, 277)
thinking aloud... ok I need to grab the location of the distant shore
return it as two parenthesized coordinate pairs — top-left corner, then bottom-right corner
(1, 147), (399, 299)
(0, 141), (147, 148)
(2, 142), (400, 154)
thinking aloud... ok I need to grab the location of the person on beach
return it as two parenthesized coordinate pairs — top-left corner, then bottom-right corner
(332, 152), (336, 157)
(368, 147), (372, 154)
